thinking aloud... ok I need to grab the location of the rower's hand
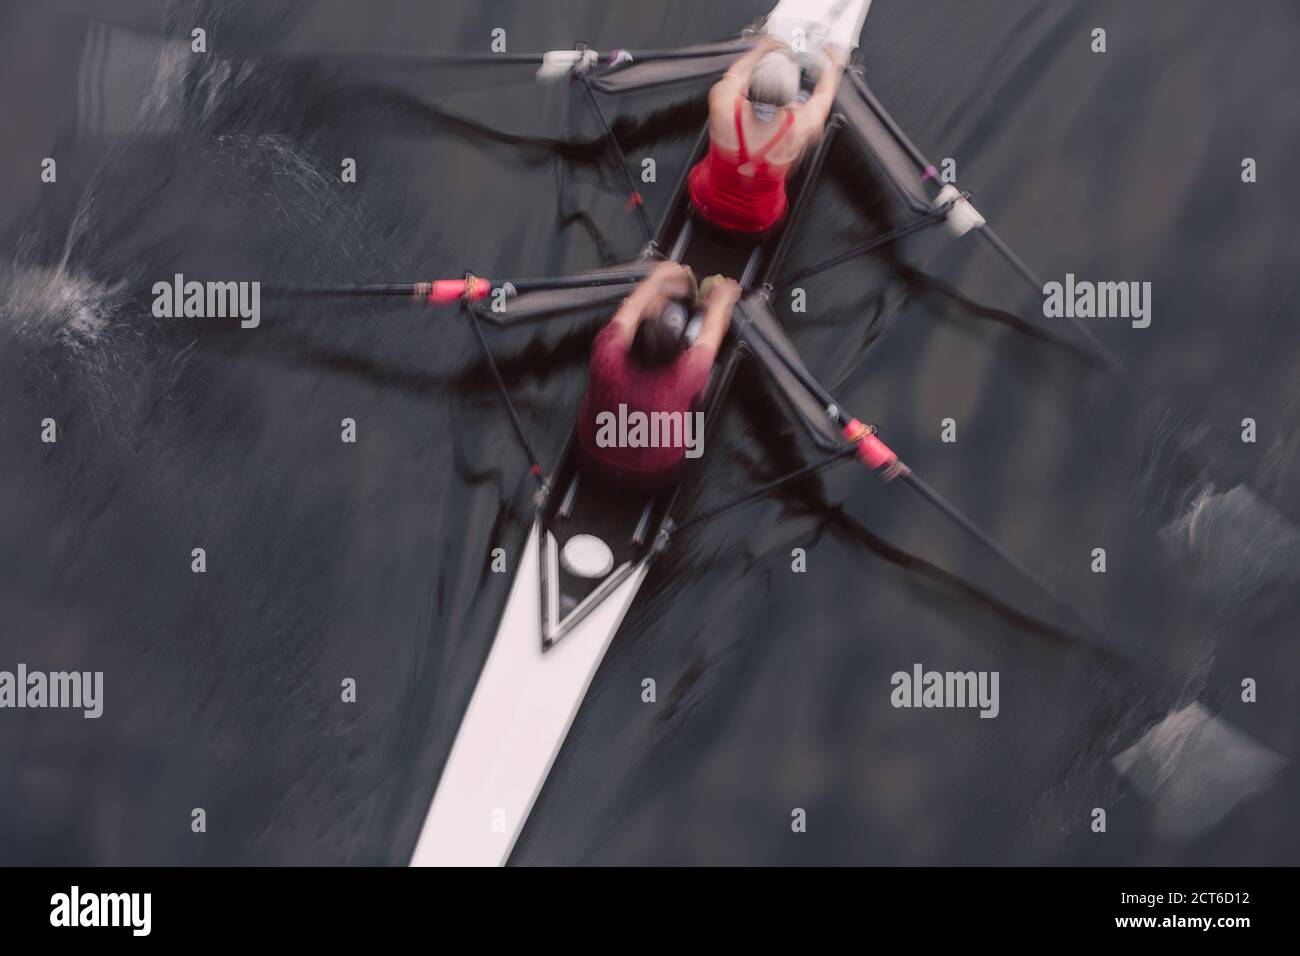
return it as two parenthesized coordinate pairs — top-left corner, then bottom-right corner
(823, 42), (850, 68)
(705, 277), (742, 310)
(650, 260), (693, 297)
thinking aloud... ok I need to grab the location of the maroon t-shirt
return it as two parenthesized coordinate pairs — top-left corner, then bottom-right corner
(577, 323), (714, 482)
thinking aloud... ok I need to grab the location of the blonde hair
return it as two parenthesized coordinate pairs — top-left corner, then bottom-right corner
(748, 50), (800, 108)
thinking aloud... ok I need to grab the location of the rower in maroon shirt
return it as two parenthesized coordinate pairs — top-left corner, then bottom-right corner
(578, 261), (742, 492)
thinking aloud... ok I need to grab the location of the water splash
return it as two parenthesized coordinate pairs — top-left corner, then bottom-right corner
(1159, 483), (1300, 610)
(1113, 703), (1287, 842)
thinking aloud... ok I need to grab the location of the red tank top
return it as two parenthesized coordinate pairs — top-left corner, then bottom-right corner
(688, 97), (796, 234)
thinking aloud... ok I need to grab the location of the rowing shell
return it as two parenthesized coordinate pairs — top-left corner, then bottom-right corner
(410, 0), (873, 868)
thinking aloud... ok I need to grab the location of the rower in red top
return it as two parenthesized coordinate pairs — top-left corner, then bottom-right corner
(689, 35), (848, 235)
(578, 262), (742, 492)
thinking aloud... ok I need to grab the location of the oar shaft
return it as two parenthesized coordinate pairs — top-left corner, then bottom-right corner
(264, 269), (648, 304)
(338, 42), (752, 69)
(899, 472), (1081, 624)
(270, 284), (429, 298)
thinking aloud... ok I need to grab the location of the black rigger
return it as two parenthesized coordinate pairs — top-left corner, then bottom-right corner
(460, 301), (548, 492)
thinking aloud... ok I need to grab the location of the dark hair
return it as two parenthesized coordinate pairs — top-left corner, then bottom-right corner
(631, 303), (688, 367)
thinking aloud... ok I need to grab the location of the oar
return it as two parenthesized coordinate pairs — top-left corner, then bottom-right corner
(324, 41), (754, 81)
(537, 41), (753, 81)
(850, 71), (1300, 530)
(737, 301), (1095, 635)
(262, 268), (650, 305)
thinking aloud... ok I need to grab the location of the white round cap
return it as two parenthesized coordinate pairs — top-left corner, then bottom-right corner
(560, 534), (615, 578)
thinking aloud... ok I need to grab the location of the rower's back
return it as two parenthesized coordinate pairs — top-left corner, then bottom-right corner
(689, 42), (846, 235)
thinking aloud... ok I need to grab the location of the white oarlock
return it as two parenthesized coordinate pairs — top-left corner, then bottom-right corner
(934, 184), (986, 238)
(536, 48), (600, 81)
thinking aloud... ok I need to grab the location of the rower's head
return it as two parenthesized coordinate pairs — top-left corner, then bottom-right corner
(631, 300), (690, 367)
(749, 50), (801, 109)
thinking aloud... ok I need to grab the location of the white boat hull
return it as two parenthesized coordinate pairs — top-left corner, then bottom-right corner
(410, 522), (650, 866)
(765, 0), (872, 50)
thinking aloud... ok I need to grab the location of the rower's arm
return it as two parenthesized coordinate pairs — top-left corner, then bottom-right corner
(692, 279), (742, 358)
(607, 297), (646, 348)
(719, 36), (782, 91)
(794, 45), (847, 141)
(609, 262), (693, 347)
(709, 36), (784, 120)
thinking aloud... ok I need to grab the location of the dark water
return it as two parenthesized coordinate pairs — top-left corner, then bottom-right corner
(1, 0), (1296, 865)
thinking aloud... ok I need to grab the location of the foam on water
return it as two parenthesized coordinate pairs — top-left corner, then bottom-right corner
(1159, 484), (1300, 610)
(1113, 703), (1287, 842)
